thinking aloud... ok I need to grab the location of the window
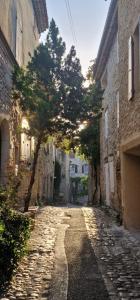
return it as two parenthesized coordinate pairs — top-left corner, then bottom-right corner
(133, 20), (140, 94)
(116, 91), (119, 128)
(128, 19), (140, 100)
(82, 164), (88, 174)
(75, 165), (78, 173)
(104, 109), (109, 139)
(128, 36), (134, 100)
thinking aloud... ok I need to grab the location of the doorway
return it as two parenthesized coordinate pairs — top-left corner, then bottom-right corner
(121, 136), (140, 230)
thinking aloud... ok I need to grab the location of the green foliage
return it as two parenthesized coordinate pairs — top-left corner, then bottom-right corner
(71, 176), (88, 197)
(12, 19), (85, 142)
(0, 171), (22, 208)
(81, 176), (88, 194)
(12, 19), (85, 211)
(79, 80), (103, 166)
(0, 207), (32, 291)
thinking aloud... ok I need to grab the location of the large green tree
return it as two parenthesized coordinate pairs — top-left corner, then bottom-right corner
(79, 65), (103, 204)
(12, 19), (84, 212)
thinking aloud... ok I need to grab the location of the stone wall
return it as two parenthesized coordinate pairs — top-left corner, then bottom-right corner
(100, 34), (120, 211)
(0, 0), (39, 66)
(118, 0), (140, 229)
(118, 0), (140, 143)
(0, 0), (50, 207)
(55, 149), (70, 203)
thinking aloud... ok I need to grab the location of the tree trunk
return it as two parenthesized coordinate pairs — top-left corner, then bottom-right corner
(24, 135), (42, 212)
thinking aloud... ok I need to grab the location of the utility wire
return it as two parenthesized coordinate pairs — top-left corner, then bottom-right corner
(66, 0), (77, 44)
(64, 0), (77, 46)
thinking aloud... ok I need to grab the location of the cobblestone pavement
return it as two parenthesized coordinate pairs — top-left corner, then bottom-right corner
(1, 206), (140, 300)
(1, 206), (66, 300)
(83, 207), (140, 300)
(65, 208), (109, 300)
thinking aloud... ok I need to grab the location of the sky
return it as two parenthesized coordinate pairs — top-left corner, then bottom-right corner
(41, 0), (111, 76)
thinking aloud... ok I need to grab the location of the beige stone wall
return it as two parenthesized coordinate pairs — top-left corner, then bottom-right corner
(0, 0), (39, 65)
(0, 0), (49, 208)
(18, 142), (55, 208)
(100, 35), (120, 211)
(118, 0), (140, 143)
(118, 0), (140, 229)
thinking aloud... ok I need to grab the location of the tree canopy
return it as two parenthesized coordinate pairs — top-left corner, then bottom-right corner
(12, 19), (85, 211)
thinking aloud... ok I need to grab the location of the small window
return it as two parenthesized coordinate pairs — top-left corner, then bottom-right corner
(82, 165), (84, 173)
(133, 20), (140, 94)
(75, 165), (78, 173)
(128, 18), (140, 101)
(128, 36), (134, 100)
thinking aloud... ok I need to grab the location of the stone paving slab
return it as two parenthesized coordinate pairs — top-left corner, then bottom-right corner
(83, 207), (140, 300)
(0, 206), (65, 300)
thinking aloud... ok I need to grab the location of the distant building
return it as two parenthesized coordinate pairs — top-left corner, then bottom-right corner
(69, 155), (89, 204)
(70, 157), (89, 178)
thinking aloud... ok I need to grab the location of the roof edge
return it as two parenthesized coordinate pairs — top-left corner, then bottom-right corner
(94, 0), (118, 80)
(32, 0), (48, 34)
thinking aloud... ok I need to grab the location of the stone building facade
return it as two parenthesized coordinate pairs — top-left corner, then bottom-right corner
(95, 0), (121, 213)
(118, 0), (140, 230)
(95, 0), (140, 230)
(0, 0), (54, 206)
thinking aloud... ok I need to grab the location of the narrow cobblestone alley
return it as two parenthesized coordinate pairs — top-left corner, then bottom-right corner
(1, 206), (140, 300)
(64, 208), (109, 300)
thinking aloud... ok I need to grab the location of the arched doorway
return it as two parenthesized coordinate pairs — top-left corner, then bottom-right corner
(0, 119), (10, 185)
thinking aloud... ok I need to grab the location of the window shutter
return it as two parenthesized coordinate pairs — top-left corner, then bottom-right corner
(128, 36), (134, 100)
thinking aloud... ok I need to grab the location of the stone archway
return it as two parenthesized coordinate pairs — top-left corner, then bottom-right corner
(0, 119), (10, 185)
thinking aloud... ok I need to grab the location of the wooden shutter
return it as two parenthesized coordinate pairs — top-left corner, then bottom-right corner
(128, 36), (134, 100)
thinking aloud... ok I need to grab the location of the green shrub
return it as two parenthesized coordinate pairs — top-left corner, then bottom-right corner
(0, 207), (32, 291)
